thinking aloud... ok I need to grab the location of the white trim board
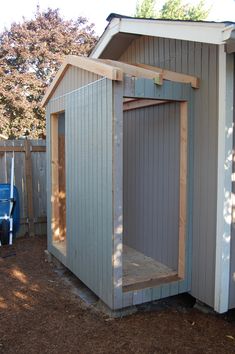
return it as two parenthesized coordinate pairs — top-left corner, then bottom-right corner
(214, 46), (234, 313)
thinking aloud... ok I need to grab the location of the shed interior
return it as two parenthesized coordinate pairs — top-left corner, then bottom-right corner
(122, 100), (182, 292)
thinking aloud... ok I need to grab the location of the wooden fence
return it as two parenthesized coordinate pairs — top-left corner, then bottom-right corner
(0, 139), (46, 236)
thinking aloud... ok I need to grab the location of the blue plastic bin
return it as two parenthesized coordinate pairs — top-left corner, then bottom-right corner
(0, 183), (20, 235)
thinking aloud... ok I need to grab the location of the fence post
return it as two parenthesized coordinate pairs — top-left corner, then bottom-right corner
(24, 139), (34, 236)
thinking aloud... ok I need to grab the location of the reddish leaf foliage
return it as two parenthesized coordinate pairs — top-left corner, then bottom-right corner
(0, 8), (97, 138)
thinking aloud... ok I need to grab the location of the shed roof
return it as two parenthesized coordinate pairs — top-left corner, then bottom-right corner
(90, 13), (235, 59)
(42, 55), (199, 107)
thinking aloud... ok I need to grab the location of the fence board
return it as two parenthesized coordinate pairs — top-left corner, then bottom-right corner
(0, 139), (46, 236)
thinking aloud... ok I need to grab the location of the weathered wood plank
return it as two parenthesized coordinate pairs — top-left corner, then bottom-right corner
(24, 140), (35, 236)
(0, 139), (46, 236)
(135, 62), (200, 88)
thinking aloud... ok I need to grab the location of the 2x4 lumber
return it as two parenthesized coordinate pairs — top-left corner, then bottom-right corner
(134, 63), (200, 88)
(0, 146), (25, 152)
(31, 146), (46, 152)
(68, 55), (123, 82)
(0, 145), (46, 152)
(123, 274), (180, 293)
(100, 59), (163, 84)
(178, 102), (188, 279)
(58, 134), (66, 241)
(123, 99), (168, 111)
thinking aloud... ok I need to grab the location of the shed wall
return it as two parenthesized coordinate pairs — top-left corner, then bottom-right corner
(49, 66), (101, 113)
(123, 103), (180, 270)
(119, 36), (218, 307)
(47, 78), (114, 308)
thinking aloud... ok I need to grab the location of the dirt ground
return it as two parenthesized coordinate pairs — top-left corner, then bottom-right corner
(0, 236), (235, 354)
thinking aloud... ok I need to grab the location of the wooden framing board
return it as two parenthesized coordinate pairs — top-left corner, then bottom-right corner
(178, 102), (188, 279)
(58, 132), (66, 241)
(50, 114), (60, 242)
(68, 55), (123, 81)
(123, 98), (167, 111)
(134, 63), (200, 88)
(99, 59), (163, 84)
(0, 145), (46, 153)
(31, 146), (46, 152)
(24, 140), (34, 236)
(0, 146), (26, 152)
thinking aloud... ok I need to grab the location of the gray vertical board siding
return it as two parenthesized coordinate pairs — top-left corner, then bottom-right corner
(123, 103), (180, 270)
(120, 37), (218, 307)
(50, 66), (101, 112)
(64, 78), (114, 308)
(229, 54), (235, 309)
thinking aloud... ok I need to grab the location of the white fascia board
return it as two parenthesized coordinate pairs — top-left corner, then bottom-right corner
(214, 45), (234, 313)
(91, 18), (235, 59)
(119, 19), (230, 45)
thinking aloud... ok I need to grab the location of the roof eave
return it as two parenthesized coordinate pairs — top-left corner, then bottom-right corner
(90, 16), (235, 59)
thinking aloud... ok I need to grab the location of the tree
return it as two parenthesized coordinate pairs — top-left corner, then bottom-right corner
(135, 0), (156, 18)
(0, 8), (97, 139)
(134, 0), (209, 20)
(160, 0), (209, 20)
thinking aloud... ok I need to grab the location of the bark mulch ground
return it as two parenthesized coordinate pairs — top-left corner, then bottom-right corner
(0, 235), (235, 354)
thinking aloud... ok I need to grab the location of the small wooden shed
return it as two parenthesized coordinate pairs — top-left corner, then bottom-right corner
(43, 15), (235, 313)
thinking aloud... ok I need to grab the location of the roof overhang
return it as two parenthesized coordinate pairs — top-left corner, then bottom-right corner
(90, 15), (235, 59)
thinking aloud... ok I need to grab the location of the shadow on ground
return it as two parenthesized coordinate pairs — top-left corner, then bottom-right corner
(0, 236), (235, 354)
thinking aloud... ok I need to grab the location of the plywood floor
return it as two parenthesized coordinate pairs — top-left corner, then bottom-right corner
(123, 245), (178, 292)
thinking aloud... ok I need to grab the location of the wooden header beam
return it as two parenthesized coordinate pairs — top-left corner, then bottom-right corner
(68, 55), (123, 81)
(123, 99), (168, 111)
(134, 63), (200, 89)
(99, 59), (163, 84)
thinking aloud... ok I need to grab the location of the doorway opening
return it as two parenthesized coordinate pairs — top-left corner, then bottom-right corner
(51, 112), (66, 255)
(122, 99), (187, 292)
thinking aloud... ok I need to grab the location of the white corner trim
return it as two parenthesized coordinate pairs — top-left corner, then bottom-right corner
(214, 45), (234, 313)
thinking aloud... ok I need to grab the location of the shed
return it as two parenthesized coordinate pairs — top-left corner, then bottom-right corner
(43, 15), (235, 313)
